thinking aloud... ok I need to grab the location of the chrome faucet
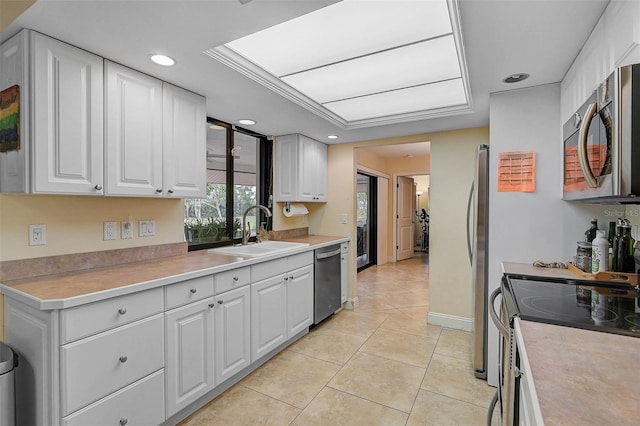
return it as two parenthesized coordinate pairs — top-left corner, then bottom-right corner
(242, 204), (272, 245)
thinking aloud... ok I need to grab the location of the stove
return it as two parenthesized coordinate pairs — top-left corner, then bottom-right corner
(504, 275), (640, 338)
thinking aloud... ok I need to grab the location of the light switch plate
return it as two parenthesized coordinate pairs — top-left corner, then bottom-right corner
(139, 220), (156, 237)
(29, 224), (46, 246)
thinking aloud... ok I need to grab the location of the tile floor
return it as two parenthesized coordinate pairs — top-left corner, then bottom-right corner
(180, 253), (499, 425)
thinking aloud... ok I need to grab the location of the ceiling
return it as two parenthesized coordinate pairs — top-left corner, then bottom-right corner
(2, 0), (609, 150)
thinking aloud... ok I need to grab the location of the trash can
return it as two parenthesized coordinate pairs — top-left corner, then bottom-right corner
(0, 342), (16, 426)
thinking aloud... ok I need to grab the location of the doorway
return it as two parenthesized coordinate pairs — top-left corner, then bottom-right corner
(357, 172), (377, 270)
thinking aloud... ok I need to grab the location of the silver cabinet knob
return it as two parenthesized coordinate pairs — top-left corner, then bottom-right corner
(119, 356), (128, 363)
(156, 188), (163, 193)
(290, 276), (294, 280)
(119, 419), (128, 426)
(208, 303), (215, 308)
(233, 276), (239, 282)
(190, 288), (197, 294)
(284, 277), (289, 281)
(118, 308), (127, 315)
(167, 189), (174, 194)
(94, 184), (102, 191)
(218, 300), (224, 304)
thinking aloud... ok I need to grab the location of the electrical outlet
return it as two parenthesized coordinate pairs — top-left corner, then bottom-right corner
(29, 224), (47, 246)
(121, 220), (133, 239)
(139, 220), (156, 237)
(103, 221), (117, 240)
(340, 214), (348, 224)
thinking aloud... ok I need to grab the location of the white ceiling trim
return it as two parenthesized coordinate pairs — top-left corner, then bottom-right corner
(204, 0), (474, 130)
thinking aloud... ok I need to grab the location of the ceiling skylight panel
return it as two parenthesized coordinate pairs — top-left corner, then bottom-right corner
(224, 0), (452, 77)
(323, 78), (467, 121)
(281, 35), (461, 104)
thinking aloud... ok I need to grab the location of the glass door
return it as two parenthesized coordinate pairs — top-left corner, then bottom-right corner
(357, 172), (377, 270)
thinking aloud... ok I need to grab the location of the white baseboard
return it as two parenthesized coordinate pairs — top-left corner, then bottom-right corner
(427, 312), (473, 332)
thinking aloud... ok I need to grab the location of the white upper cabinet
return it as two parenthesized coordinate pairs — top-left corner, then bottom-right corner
(105, 61), (206, 198)
(105, 61), (163, 196)
(0, 30), (29, 193)
(0, 30), (104, 195)
(275, 133), (327, 202)
(163, 83), (206, 198)
(0, 30), (206, 198)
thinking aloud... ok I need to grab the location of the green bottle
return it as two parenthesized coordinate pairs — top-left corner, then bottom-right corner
(615, 220), (635, 272)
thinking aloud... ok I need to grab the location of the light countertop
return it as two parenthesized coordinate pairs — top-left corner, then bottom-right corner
(518, 320), (640, 425)
(502, 261), (576, 280)
(0, 236), (348, 310)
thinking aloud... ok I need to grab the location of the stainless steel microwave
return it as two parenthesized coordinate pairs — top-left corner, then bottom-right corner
(563, 64), (640, 203)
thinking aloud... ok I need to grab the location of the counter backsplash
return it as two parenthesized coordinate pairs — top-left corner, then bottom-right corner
(0, 242), (187, 282)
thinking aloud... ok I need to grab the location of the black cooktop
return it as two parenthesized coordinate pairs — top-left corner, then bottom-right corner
(505, 276), (640, 338)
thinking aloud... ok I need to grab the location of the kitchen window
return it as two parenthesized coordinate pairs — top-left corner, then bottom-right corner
(184, 118), (272, 251)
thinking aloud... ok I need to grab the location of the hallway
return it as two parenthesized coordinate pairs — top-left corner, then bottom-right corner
(180, 253), (498, 425)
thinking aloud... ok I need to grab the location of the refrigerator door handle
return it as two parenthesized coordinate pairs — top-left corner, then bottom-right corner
(466, 182), (474, 266)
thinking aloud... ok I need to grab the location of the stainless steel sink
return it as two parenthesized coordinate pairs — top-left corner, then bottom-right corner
(208, 241), (309, 257)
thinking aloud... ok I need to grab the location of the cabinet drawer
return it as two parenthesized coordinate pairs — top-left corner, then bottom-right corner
(288, 251), (314, 270)
(165, 275), (214, 310)
(62, 369), (165, 426)
(215, 266), (250, 294)
(60, 314), (164, 416)
(60, 287), (163, 343)
(251, 257), (287, 283)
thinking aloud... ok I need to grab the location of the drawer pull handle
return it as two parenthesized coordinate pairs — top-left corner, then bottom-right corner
(120, 419), (128, 426)
(190, 288), (197, 294)
(218, 300), (224, 304)
(119, 356), (128, 363)
(118, 308), (127, 315)
(208, 303), (215, 308)
(168, 189), (174, 194)
(156, 188), (163, 193)
(284, 277), (289, 281)
(233, 276), (239, 282)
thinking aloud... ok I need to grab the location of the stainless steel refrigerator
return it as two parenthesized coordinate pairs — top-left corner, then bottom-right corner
(467, 144), (489, 379)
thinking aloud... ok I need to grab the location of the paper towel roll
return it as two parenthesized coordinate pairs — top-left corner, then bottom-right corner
(283, 203), (309, 217)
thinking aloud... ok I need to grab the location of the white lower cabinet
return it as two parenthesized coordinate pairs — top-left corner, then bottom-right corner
(60, 314), (164, 416)
(251, 274), (288, 360)
(62, 370), (165, 426)
(251, 256), (314, 361)
(165, 298), (215, 418)
(5, 248), (325, 425)
(214, 286), (251, 384)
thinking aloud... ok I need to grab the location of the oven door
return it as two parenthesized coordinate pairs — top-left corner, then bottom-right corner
(563, 80), (614, 200)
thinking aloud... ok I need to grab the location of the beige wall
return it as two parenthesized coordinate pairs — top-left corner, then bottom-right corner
(429, 127), (489, 322)
(0, 0), (35, 32)
(0, 194), (185, 261)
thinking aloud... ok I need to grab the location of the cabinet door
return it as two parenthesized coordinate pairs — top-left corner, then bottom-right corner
(298, 135), (327, 202)
(297, 135), (317, 202)
(165, 299), (215, 418)
(163, 83), (206, 198)
(251, 274), (287, 360)
(32, 32), (104, 194)
(274, 134), (298, 201)
(0, 30), (29, 193)
(105, 60), (163, 196)
(214, 286), (251, 384)
(314, 141), (328, 201)
(286, 264), (314, 337)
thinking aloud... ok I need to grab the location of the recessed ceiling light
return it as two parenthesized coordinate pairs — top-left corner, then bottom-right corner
(150, 54), (175, 66)
(327, 135), (339, 139)
(503, 73), (530, 83)
(237, 119), (256, 125)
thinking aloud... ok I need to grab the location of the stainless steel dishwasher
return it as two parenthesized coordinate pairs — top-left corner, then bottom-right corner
(314, 244), (342, 324)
